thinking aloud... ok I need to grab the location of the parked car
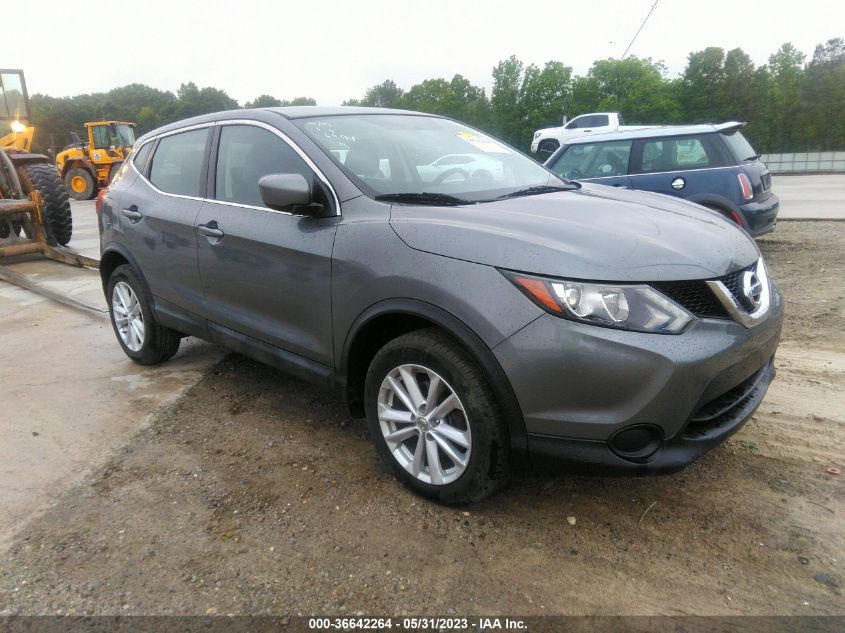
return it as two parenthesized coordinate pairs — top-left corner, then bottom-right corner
(530, 112), (652, 158)
(544, 122), (779, 237)
(99, 107), (783, 504)
(416, 153), (504, 186)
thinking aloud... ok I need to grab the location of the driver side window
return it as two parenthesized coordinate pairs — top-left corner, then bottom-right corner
(92, 125), (111, 149)
(215, 125), (313, 208)
(550, 140), (632, 179)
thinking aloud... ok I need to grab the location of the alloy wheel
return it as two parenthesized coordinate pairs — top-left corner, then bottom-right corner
(377, 364), (472, 485)
(112, 281), (145, 352)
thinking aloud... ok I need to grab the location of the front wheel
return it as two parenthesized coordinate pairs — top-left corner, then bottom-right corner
(107, 265), (181, 365)
(364, 328), (510, 505)
(537, 139), (560, 160)
(65, 167), (96, 201)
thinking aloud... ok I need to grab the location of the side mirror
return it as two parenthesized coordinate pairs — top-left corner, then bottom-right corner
(258, 173), (324, 216)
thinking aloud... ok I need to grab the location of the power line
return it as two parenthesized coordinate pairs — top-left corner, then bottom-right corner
(622, 0), (660, 59)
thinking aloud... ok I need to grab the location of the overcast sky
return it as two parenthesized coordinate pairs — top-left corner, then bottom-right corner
(7, 0), (841, 105)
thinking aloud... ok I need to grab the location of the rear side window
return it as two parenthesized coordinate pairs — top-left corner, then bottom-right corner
(634, 135), (725, 174)
(720, 130), (758, 163)
(148, 128), (209, 197)
(132, 142), (153, 173)
(549, 140), (632, 179)
(214, 125), (312, 208)
(567, 114), (609, 129)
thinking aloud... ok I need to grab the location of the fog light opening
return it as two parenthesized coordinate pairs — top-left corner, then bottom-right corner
(609, 425), (664, 462)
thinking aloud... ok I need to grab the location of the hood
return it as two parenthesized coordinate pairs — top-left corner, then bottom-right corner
(389, 184), (760, 282)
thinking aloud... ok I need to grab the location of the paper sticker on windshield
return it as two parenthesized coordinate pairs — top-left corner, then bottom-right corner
(457, 131), (509, 154)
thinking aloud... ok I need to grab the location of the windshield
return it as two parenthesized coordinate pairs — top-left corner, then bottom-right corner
(296, 114), (558, 201)
(115, 124), (136, 147)
(720, 129), (757, 162)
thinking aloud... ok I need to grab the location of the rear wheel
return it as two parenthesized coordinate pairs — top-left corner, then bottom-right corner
(65, 167), (96, 201)
(17, 162), (73, 246)
(107, 265), (181, 365)
(364, 328), (510, 505)
(704, 203), (742, 228)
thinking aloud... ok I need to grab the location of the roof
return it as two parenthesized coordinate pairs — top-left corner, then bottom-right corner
(134, 106), (441, 145)
(264, 106), (437, 119)
(564, 121), (746, 144)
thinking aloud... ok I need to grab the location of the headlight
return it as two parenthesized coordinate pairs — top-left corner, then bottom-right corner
(11, 120), (26, 133)
(533, 131), (542, 139)
(502, 271), (694, 334)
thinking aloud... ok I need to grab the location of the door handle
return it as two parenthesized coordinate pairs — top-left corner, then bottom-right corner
(121, 206), (143, 222)
(197, 222), (224, 239)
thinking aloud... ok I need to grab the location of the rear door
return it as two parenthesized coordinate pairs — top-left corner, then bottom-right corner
(628, 133), (729, 199)
(547, 139), (633, 188)
(112, 126), (210, 315)
(194, 122), (340, 366)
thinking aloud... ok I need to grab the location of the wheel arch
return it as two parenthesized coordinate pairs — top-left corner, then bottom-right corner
(62, 158), (97, 178)
(686, 193), (744, 227)
(100, 244), (151, 296)
(340, 299), (528, 460)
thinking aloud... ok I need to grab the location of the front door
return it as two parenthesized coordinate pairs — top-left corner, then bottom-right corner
(195, 123), (339, 367)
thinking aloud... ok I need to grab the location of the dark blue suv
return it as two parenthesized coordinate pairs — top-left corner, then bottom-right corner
(545, 122), (778, 237)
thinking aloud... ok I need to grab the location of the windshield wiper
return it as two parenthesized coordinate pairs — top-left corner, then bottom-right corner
(743, 154), (761, 161)
(374, 192), (475, 206)
(496, 183), (580, 200)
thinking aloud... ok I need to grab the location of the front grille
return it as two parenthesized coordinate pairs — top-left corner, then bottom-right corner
(651, 280), (729, 318)
(682, 360), (772, 440)
(651, 263), (755, 320)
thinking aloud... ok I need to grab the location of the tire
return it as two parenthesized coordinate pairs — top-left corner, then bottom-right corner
(64, 167), (96, 201)
(107, 264), (181, 365)
(364, 328), (510, 505)
(17, 162), (73, 246)
(537, 139), (559, 160)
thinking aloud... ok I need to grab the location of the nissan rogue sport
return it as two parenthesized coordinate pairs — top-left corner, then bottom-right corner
(99, 107), (783, 504)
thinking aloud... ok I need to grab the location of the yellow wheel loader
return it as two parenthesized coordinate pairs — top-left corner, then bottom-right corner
(55, 120), (135, 200)
(0, 68), (74, 247)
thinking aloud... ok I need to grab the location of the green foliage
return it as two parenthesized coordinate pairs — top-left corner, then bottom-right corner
(340, 39), (844, 154)
(27, 37), (845, 155)
(29, 83), (316, 153)
(245, 94), (283, 108)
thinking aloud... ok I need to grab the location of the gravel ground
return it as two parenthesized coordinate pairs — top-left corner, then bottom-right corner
(0, 221), (843, 616)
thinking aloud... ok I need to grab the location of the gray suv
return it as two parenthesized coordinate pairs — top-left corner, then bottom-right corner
(99, 107), (783, 504)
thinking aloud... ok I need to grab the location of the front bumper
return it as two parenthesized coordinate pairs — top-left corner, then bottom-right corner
(739, 194), (779, 237)
(494, 284), (783, 473)
(530, 139), (540, 153)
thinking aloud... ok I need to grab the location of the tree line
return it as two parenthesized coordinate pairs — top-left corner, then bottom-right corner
(29, 38), (844, 156)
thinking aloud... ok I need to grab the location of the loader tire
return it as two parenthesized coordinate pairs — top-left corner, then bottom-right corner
(17, 162), (73, 246)
(65, 167), (96, 201)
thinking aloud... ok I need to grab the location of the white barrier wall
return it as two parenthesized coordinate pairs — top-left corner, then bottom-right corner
(761, 152), (845, 173)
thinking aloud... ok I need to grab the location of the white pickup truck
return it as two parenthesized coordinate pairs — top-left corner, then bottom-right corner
(531, 112), (646, 157)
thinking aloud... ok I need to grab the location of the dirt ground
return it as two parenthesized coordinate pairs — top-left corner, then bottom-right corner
(0, 221), (842, 616)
